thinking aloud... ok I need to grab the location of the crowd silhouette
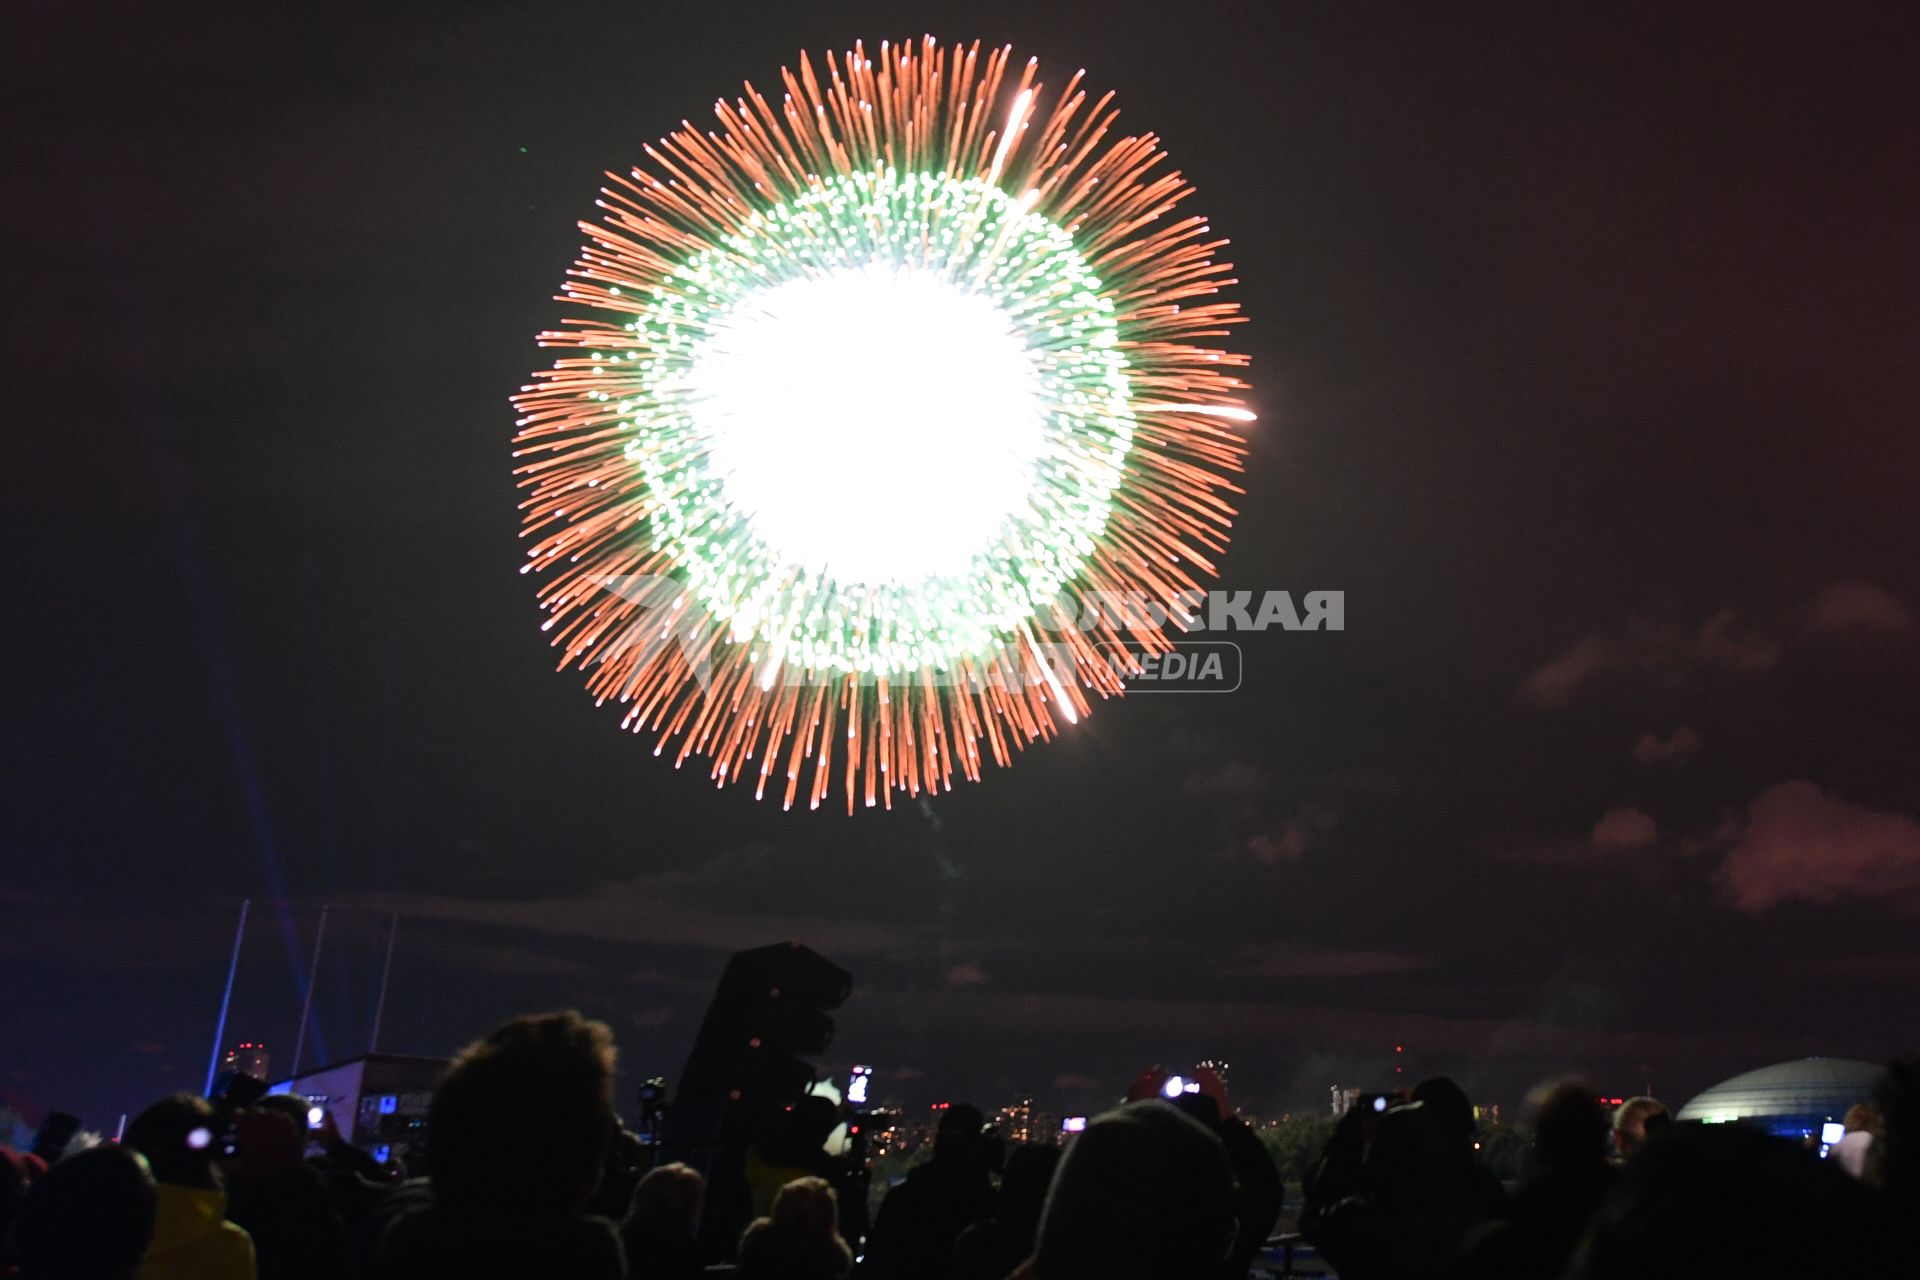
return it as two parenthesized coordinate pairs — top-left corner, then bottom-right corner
(3, 1009), (1916, 1279)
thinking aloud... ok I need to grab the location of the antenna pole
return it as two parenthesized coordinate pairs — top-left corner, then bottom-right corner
(368, 912), (398, 1053)
(288, 905), (329, 1080)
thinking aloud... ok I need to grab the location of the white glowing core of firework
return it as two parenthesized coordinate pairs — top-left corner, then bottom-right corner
(689, 264), (1050, 586)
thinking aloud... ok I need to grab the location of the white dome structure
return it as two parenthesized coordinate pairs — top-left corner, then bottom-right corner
(1677, 1057), (1880, 1138)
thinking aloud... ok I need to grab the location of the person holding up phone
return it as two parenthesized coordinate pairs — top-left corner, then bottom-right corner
(224, 1098), (346, 1280)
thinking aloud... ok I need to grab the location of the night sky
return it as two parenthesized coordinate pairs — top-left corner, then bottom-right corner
(6, 1), (1920, 1134)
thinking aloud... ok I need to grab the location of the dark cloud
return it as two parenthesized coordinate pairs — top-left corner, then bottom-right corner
(1590, 808), (1658, 851)
(343, 878), (919, 960)
(1244, 804), (1339, 865)
(1181, 760), (1267, 801)
(1221, 941), (1431, 980)
(1693, 611), (1783, 674)
(1633, 726), (1703, 767)
(945, 962), (990, 988)
(1717, 781), (1920, 914)
(1520, 611), (1778, 708)
(625, 1006), (676, 1031)
(1519, 635), (1617, 708)
(1808, 581), (1915, 637)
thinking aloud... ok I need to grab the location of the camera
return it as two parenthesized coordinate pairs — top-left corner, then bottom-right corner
(204, 1070), (269, 1158)
(637, 1076), (668, 1143)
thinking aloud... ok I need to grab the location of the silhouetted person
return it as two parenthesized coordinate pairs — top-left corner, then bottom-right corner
(1457, 1080), (1616, 1280)
(947, 1144), (1061, 1280)
(1411, 1077), (1505, 1214)
(1610, 1096), (1666, 1162)
(28, 1114), (82, 1168)
(859, 1104), (994, 1280)
(738, 1175), (853, 1280)
(223, 1098), (346, 1280)
(1866, 1056), (1920, 1273)
(1868, 1056), (1919, 1199)
(378, 1010), (624, 1280)
(747, 1097), (842, 1219)
(1168, 1093), (1280, 1280)
(835, 1124), (873, 1255)
(1311, 1090), (1503, 1280)
(1410, 1079), (1474, 1145)
(124, 1093), (257, 1280)
(1301, 1095), (1390, 1248)
(1018, 1100), (1236, 1280)
(309, 1108), (384, 1183)
(1566, 1121), (1894, 1279)
(15, 1145), (158, 1280)
(292, 1105), (394, 1273)
(584, 1125), (648, 1221)
(1, 1146), (31, 1275)
(623, 1162), (705, 1280)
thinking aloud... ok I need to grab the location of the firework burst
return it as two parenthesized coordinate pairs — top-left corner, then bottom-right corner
(513, 37), (1249, 811)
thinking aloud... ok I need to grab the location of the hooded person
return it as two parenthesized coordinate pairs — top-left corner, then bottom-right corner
(948, 1144), (1062, 1280)
(1308, 1091), (1503, 1280)
(124, 1093), (257, 1280)
(1024, 1100), (1237, 1280)
(859, 1104), (995, 1280)
(1168, 1089), (1282, 1279)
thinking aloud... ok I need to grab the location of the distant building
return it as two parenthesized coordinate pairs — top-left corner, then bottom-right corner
(861, 1106), (904, 1158)
(271, 1052), (447, 1170)
(995, 1097), (1035, 1144)
(901, 1106), (942, 1155)
(222, 1042), (270, 1081)
(1331, 1085), (1361, 1116)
